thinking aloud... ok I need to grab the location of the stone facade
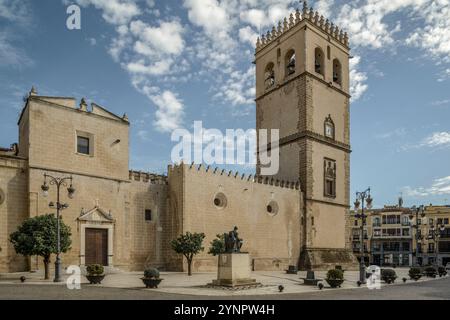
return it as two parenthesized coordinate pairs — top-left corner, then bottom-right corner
(168, 164), (302, 271)
(254, 2), (356, 269)
(0, 2), (357, 273)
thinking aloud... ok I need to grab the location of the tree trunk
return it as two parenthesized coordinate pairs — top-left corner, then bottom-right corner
(187, 257), (192, 276)
(43, 255), (50, 280)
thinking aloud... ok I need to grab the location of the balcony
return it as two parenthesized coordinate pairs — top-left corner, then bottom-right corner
(373, 223), (381, 227)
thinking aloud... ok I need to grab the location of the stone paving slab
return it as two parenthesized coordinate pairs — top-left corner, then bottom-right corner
(1, 268), (447, 296)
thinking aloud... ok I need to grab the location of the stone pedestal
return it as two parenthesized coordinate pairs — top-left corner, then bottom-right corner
(299, 248), (359, 271)
(211, 253), (260, 287)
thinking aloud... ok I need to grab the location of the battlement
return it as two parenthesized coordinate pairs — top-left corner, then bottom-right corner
(129, 170), (167, 184)
(255, 1), (349, 53)
(168, 163), (301, 191)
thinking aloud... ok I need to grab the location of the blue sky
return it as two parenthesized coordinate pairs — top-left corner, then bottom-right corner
(0, 0), (449, 208)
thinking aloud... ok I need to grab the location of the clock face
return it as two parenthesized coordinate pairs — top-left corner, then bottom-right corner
(325, 124), (333, 138)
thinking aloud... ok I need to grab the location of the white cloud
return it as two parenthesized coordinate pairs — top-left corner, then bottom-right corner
(150, 91), (185, 132)
(335, 0), (427, 49)
(349, 55), (368, 101)
(404, 176), (450, 197)
(240, 9), (266, 28)
(0, 0), (30, 24)
(432, 99), (450, 106)
(76, 0), (141, 25)
(406, 1), (450, 64)
(129, 20), (185, 56)
(184, 0), (232, 37)
(0, 0), (33, 68)
(126, 59), (173, 76)
(0, 32), (33, 67)
(375, 127), (407, 139)
(421, 132), (450, 148)
(87, 38), (97, 46)
(315, 0), (334, 19)
(238, 26), (258, 46)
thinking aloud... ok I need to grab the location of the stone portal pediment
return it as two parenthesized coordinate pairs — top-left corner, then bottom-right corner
(78, 206), (115, 223)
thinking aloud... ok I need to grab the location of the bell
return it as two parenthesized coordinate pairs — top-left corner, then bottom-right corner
(315, 60), (321, 73)
(333, 72), (339, 82)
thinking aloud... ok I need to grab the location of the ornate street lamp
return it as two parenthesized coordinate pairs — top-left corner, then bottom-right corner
(41, 174), (75, 282)
(354, 187), (373, 284)
(409, 205), (425, 266)
(429, 222), (446, 266)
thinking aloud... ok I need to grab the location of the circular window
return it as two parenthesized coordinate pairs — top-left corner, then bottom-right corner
(266, 201), (279, 216)
(213, 192), (227, 209)
(0, 189), (4, 205)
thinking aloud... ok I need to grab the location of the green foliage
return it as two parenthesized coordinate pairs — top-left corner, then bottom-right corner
(86, 264), (104, 276)
(409, 267), (422, 279)
(171, 232), (206, 258)
(208, 234), (225, 256)
(326, 269), (344, 280)
(171, 232), (206, 276)
(381, 269), (397, 282)
(9, 214), (72, 258)
(144, 268), (160, 279)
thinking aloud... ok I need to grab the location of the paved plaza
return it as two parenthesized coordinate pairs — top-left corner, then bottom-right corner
(1, 268), (449, 299)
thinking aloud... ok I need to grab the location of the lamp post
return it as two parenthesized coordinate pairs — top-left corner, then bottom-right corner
(429, 222), (445, 266)
(354, 187), (373, 284)
(409, 205), (425, 266)
(41, 174), (75, 282)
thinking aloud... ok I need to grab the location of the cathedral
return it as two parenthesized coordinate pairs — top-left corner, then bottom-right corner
(0, 3), (357, 273)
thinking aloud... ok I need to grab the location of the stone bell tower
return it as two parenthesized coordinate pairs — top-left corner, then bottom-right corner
(255, 1), (357, 269)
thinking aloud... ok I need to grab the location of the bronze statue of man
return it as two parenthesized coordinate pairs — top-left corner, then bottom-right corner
(224, 226), (243, 253)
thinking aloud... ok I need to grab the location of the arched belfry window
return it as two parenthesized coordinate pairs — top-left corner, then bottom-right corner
(324, 115), (335, 139)
(264, 62), (275, 89)
(333, 59), (342, 85)
(285, 50), (296, 77)
(315, 47), (324, 76)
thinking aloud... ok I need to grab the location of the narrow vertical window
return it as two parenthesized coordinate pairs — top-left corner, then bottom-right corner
(315, 47), (324, 76)
(333, 58), (342, 85)
(264, 62), (275, 89)
(145, 209), (152, 221)
(285, 49), (296, 77)
(324, 158), (336, 198)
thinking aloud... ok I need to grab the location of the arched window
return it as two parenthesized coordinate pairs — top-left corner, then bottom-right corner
(333, 58), (342, 85)
(285, 49), (296, 76)
(324, 114), (335, 139)
(264, 62), (275, 89)
(315, 47), (324, 76)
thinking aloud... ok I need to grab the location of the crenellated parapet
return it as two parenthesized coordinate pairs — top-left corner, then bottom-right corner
(129, 170), (168, 184)
(255, 0), (349, 53)
(168, 162), (301, 191)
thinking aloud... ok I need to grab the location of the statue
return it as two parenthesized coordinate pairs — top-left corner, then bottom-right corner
(224, 226), (243, 253)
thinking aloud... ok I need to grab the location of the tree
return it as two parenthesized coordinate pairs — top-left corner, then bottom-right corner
(10, 214), (72, 280)
(208, 234), (225, 256)
(171, 232), (205, 276)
